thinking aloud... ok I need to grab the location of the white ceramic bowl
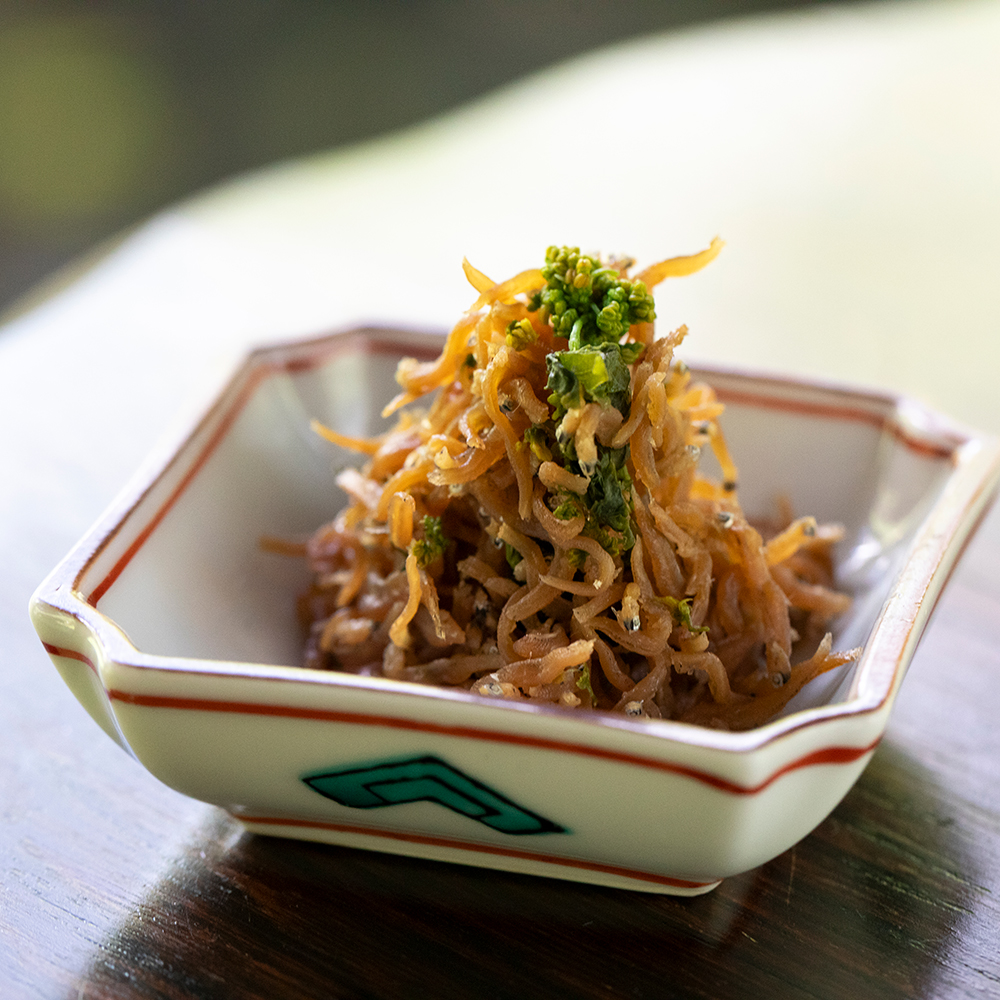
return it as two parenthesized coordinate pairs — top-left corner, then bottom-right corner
(30, 326), (1000, 895)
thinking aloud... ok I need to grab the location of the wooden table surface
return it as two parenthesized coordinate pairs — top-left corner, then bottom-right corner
(3, 3), (1000, 997)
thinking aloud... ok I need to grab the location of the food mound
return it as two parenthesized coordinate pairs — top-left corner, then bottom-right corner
(297, 243), (859, 730)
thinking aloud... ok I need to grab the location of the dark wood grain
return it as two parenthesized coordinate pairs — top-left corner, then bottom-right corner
(3, 433), (999, 999)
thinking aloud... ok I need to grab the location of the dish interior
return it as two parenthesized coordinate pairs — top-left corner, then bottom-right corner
(79, 330), (958, 718)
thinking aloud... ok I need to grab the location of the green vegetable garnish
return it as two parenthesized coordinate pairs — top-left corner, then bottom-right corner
(545, 343), (632, 418)
(505, 319), (538, 351)
(551, 493), (586, 521)
(528, 246), (656, 350)
(580, 520), (634, 560)
(523, 246), (655, 557)
(618, 341), (646, 365)
(554, 449), (636, 557)
(412, 515), (448, 567)
(504, 542), (523, 573)
(655, 595), (709, 634)
(582, 447), (632, 534)
(523, 425), (553, 462)
(575, 662), (597, 706)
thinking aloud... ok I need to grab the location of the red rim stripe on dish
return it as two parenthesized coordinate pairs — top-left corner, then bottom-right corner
(86, 334), (440, 605)
(712, 385), (958, 460)
(36, 634), (881, 794)
(86, 361), (273, 605)
(106, 687), (880, 795)
(234, 813), (718, 890)
(41, 641), (99, 677)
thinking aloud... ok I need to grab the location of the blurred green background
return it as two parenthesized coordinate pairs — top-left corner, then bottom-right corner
(0, 0), (877, 316)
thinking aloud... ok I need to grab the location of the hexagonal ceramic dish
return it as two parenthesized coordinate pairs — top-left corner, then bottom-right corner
(30, 326), (1000, 895)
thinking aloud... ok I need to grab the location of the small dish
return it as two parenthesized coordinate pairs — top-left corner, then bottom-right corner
(30, 326), (1000, 895)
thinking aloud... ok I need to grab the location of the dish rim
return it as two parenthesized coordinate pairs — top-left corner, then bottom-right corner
(31, 324), (1000, 758)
